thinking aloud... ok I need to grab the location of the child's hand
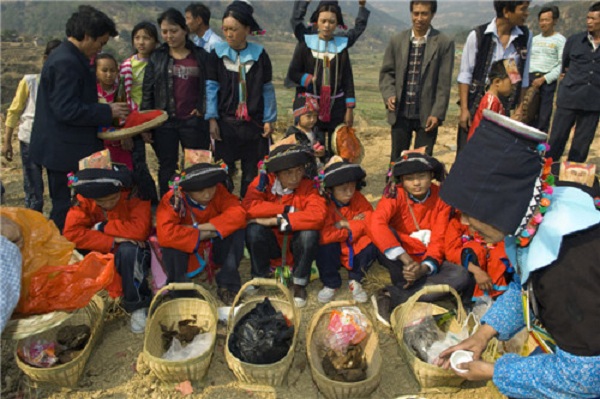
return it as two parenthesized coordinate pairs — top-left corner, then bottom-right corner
(334, 220), (350, 229)
(209, 119), (221, 141)
(313, 143), (325, 157)
(473, 267), (494, 293)
(353, 213), (365, 220)
(121, 138), (134, 151)
(141, 132), (153, 144)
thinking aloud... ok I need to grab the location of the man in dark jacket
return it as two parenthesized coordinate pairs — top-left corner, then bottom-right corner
(547, 2), (600, 163)
(30, 5), (127, 231)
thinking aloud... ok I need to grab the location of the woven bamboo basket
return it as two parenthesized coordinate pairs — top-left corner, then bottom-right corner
(306, 301), (382, 399)
(142, 283), (218, 383)
(390, 284), (468, 389)
(15, 294), (106, 387)
(224, 278), (299, 386)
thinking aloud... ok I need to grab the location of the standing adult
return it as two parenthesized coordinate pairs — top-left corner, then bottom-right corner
(141, 8), (209, 198)
(3, 39), (61, 212)
(456, 1), (531, 153)
(185, 2), (223, 53)
(206, 0), (276, 198)
(528, 6), (566, 133)
(547, 2), (600, 163)
(29, 5), (128, 232)
(379, 1), (454, 158)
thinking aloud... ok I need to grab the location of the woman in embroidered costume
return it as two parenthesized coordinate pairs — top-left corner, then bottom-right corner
(120, 21), (160, 204)
(437, 110), (600, 399)
(286, 1), (356, 152)
(141, 8), (209, 198)
(205, 0), (277, 198)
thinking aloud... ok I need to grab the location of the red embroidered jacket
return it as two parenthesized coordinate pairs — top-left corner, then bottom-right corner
(320, 192), (373, 270)
(63, 190), (151, 253)
(156, 185), (246, 272)
(369, 184), (450, 267)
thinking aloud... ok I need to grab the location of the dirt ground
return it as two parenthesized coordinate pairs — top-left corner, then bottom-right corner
(1, 116), (599, 399)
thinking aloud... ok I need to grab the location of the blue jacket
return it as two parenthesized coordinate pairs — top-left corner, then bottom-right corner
(30, 40), (112, 172)
(556, 32), (600, 112)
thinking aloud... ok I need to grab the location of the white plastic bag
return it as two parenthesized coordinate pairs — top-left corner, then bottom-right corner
(162, 333), (213, 361)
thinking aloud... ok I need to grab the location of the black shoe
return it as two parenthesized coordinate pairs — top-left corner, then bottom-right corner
(293, 284), (307, 308)
(371, 289), (392, 328)
(218, 287), (237, 306)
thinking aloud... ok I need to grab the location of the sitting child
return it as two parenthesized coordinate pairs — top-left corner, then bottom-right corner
(243, 144), (327, 308)
(468, 60), (512, 141)
(156, 158), (246, 306)
(285, 95), (327, 175)
(316, 156), (376, 303)
(63, 150), (152, 333)
(369, 153), (474, 326)
(445, 210), (513, 300)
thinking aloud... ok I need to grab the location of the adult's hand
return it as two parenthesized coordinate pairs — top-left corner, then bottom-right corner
(425, 116), (439, 132)
(532, 76), (546, 89)
(262, 122), (274, 138)
(459, 108), (471, 130)
(2, 138), (13, 162)
(190, 109), (203, 118)
(454, 360), (495, 381)
(0, 216), (23, 248)
(345, 108), (354, 127)
(109, 103), (130, 120)
(209, 119), (221, 141)
(386, 96), (396, 112)
(436, 324), (497, 369)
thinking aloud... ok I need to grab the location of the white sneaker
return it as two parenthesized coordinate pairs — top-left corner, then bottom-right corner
(317, 286), (337, 303)
(349, 280), (368, 303)
(130, 308), (148, 334)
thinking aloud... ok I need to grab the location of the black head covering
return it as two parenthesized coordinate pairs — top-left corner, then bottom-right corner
(266, 144), (314, 173)
(440, 110), (548, 235)
(224, 0), (264, 34)
(310, 1), (346, 29)
(393, 153), (446, 182)
(72, 165), (132, 199)
(323, 160), (366, 188)
(178, 163), (228, 192)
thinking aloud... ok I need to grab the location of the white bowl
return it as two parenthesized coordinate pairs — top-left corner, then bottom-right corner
(450, 350), (474, 373)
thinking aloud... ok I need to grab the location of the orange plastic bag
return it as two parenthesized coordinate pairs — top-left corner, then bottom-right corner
(333, 125), (364, 164)
(16, 252), (115, 315)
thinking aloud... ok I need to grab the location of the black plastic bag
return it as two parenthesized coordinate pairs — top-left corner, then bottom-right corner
(228, 297), (294, 364)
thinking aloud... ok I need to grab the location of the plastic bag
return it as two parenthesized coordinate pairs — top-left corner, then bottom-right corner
(228, 297), (294, 365)
(334, 125), (363, 163)
(0, 208), (74, 304)
(16, 252), (115, 315)
(326, 307), (369, 354)
(17, 339), (59, 368)
(162, 333), (213, 361)
(403, 316), (445, 363)
(471, 295), (493, 322)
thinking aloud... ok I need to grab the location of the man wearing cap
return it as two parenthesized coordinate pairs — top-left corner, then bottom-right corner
(437, 110), (600, 399)
(379, 0), (454, 158)
(156, 160), (246, 306)
(185, 2), (223, 52)
(63, 151), (152, 334)
(369, 152), (474, 326)
(316, 156), (376, 304)
(547, 2), (600, 163)
(243, 144), (327, 308)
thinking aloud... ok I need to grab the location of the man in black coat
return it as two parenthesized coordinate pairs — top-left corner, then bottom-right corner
(547, 2), (600, 163)
(30, 5), (128, 232)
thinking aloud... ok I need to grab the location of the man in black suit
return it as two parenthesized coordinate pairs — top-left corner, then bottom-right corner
(547, 2), (600, 163)
(30, 5), (128, 231)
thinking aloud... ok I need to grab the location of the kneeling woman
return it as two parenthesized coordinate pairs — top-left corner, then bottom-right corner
(286, 1), (355, 152)
(205, 0), (276, 198)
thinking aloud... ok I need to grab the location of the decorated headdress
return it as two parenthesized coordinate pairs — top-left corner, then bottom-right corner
(68, 150), (131, 199)
(309, 1), (347, 30)
(392, 152), (446, 182)
(293, 94), (320, 121)
(256, 143), (314, 192)
(440, 110), (551, 243)
(322, 156), (366, 189)
(224, 0), (265, 35)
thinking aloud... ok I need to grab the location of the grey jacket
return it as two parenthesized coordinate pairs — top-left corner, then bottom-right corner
(379, 28), (454, 127)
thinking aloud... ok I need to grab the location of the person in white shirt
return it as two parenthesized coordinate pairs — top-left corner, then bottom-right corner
(185, 2), (223, 53)
(529, 5), (566, 132)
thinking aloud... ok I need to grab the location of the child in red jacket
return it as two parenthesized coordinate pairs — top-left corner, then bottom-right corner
(445, 210), (513, 300)
(370, 153), (474, 326)
(156, 161), (246, 306)
(316, 157), (376, 303)
(64, 153), (152, 333)
(243, 144), (327, 308)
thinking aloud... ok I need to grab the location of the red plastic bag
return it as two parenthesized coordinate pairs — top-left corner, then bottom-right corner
(334, 125), (363, 164)
(16, 252), (115, 315)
